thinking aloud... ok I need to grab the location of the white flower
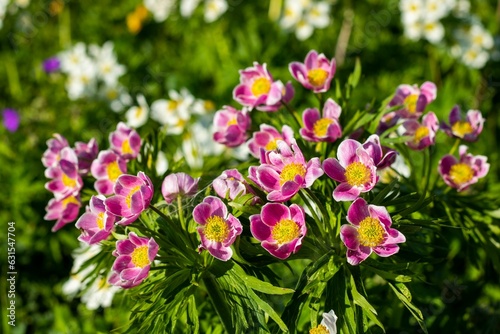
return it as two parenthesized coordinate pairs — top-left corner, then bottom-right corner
(178, 120), (224, 169)
(461, 46), (489, 68)
(469, 23), (494, 49)
(155, 151), (169, 175)
(180, 0), (202, 17)
(101, 84), (132, 112)
(400, 0), (424, 24)
(59, 43), (92, 76)
(204, 0), (228, 23)
(403, 20), (423, 41)
(62, 243), (102, 298)
(424, 0), (451, 22)
(144, 0), (175, 22)
(280, 0), (304, 29)
(81, 275), (121, 310)
(422, 20), (444, 44)
(306, 1), (330, 28)
(310, 309), (338, 333)
(295, 19), (314, 40)
(65, 60), (98, 100)
(90, 42), (126, 87)
(453, 0), (470, 17)
(126, 94), (149, 128)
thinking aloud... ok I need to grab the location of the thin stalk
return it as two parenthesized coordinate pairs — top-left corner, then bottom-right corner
(281, 100), (302, 130)
(177, 195), (186, 231)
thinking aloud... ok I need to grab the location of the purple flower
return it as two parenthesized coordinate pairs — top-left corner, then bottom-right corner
(76, 195), (117, 244)
(250, 203), (306, 260)
(44, 148), (83, 200)
(2, 109), (20, 132)
(74, 138), (99, 176)
(362, 134), (397, 170)
(90, 150), (127, 196)
(213, 106), (251, 147)
(289, 50), (336, 93)
(248, 124), (294, 161)
(248, 139), (323, 202)
(300, 98), (342, 142)
(161, 172), (199, 204)
(44, 194), (81, 232)
(388, 81), (437, 119)
(108, 232), (159, 289)
(401, 112), (439, 150)
(233, 62), (294, 112)
(341, 198), (405, 265)
(193, 196), (243, 261)
(42, 134), (70, 168)
(323, 139), (379, 202)
(438, 145), (489, 192)
(43, 57), (61, 73)
(105, 172), (154, 225)
(441, 105), (485, 141)
(109, 122), (142, 160)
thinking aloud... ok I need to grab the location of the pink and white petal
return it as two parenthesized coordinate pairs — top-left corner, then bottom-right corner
(117, 239), (136, 254)
(261, 203), (290, 225)
(373, 244), (400, 257)
(262, 241), (293, 260)
(305, 158), (324, 187)
(105, 195), (131, 217)
(289, 204), (305, 226)
(280, 181), (301, 199)
(133, 266), (151, 283)
(193, 202), (212, 225)
(337, 139), (362, 166)
(121, 267), (142, 281)
(250, 214), (272, 241)
(346, 246), (372, 265)
(75, 212), (98, 230)
(322, 158), (346, 182)
(267, 190), (293, 202)
(257, 166), (281, 191)
(367, 204), (392, 228)
(112, 255), (132, 271)
(340, 225), (360, 250)
(385, 228), (406, 244)
(323, 98), (341, 119)
(95, 179), (114, 196)
(347, 198), (369, 226)
(303, 108), (321, 130)
(333, 183), (361, 202)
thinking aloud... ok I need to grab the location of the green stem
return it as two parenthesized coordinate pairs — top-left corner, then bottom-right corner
(449, 138), (461, 155)
(177, 195), (186, 231)
(281, 100), (302, 130)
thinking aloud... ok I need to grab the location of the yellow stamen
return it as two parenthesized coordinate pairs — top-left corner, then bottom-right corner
(168, 100), (179, 111)
(204, 215), (229, 242)
(62, 195), (79, 207)
(272, 219), (300, 245)
(131, 246), (150, 268)
(344, 162), (371, 187)
(106, 161), (122, 182)
(358, 217), (385, 247)
(227, 118), (238, 126)
(309, 324), (330, 334)
(449, 163), (474, 185)
(279, 163), (306, 186)
(96, 212), (105, 230)
(451, 121), (473, 138)
(413, 126), (429, 143)
(403, 94), (419, 114)
(265, 139), (278, 151)
(313, 118), (334, 137)
(62, 173), (77, 188)
(125, 185), (141, 208)
(251, 77), (271, 97)
(307, 68), (328, 87)
(121, 139), (133, 155)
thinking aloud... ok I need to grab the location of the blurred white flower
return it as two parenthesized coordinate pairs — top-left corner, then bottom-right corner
(156, 151), (169, 175)
(90, 42), (126, 87)
(469, 23), (494, 49)
(306, 1), (330, 29)
(180, 0), (202, 17)
(461, 46), (489, 68)
(280, 0), (332, 40)
(144, 0), (175, 22)
(423, 20), (445, 44)
(126, 94), (150, 128)
(204, 0), (228, 23)
(81, 275), (121, 310)
(400, 0), (423, 24)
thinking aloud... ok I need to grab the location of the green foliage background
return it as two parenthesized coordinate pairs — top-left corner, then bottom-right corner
(1, 0), (499, 333)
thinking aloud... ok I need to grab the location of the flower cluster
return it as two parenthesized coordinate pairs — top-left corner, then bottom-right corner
(143, 0), (229, 24)
(399, 0), (495, 68)
(279, 0), (331, 40)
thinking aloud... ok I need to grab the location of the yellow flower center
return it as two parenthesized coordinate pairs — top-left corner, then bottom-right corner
(451, 121), (473, 138)
(251, 77), (271, 97)
(309, 324), (330, 334)
(125, 185), (142, 208)
(106, 161), (122, 182)
(449, 163), (474, 185)
(403, 94), (419, 114)
(227, 118), (238, 126)
(62, 173), (77, 188)
(358, 217), (385, 247)
(307, 68), (328, 87)
(131, 245), (150, 268)
(204, 215), (229, 242)
(265, 139), (278, 151)
(168, 100), (179, 111)
(279, 163), (306, 186)
(121, 139), (133, 155)
(313, 118), (334, 137)
(413, 126), (429, 143)
(135, 107), (144, 118)
(344, 162), (371, 187)
(271, 219), (300, 245)
(62, 195), (79, 207)
(96, 212), (105, 230)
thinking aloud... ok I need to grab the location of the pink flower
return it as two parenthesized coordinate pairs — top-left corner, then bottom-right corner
(45, 194), (81, 232)
(341, 198), (405, 265)
(300, 98), (342, 142)
(45, 148), (83, 200)
(42, 134), (69, 168)
(250, 203), (306, 260)
(248, 124), (294, 161)
(401, 112), (439, 150)
(193, 196), (243, 261)
(441, 105), (485, 141)
(161, 172), (199, 204)
(76, 195), (117, 244)
(388, 81), (437, 119)
(213, 106), (251, 147)
(322, 139), (378, 202)
(248, 139), (323, 202)
(362, 134), (397, 170)
(233, 62), (294, 112)
(289, 50), (336, 93)
(105, 172), (154, 225)
(109, 122), (142, 160)
(212, 169), (248, 200)
(108, 232), (159, 289)
(74, 138), (99, 175)
(90, 150), (128, 196)
(438, 145), (489, 192)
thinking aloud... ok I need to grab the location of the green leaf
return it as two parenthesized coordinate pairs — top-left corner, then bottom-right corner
(388, 282), (427, 333)
(247, 288), (289, 332)
(350, 275), (385, 332)
(236, 271), (295, 295)
(347, 57), (362, 88)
